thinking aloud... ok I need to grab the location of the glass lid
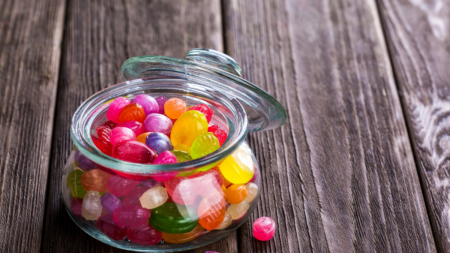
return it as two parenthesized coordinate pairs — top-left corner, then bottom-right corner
(121, 48), (286, 132)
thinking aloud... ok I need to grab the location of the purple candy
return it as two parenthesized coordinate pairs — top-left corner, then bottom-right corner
(74, 150), (97, 171)
(70, 197), (83, 216)
(145, 132), (173, 155)
(140, 178), (164, 188)
(144, 113), (173, 135)
(153, 151), (178, 164)
(133, 94), (159, 116)
(117, 121), (145, 136)
(155, 96), (167, 114)
(100, 193), (123, 214)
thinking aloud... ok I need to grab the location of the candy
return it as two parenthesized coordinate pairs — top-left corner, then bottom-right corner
(136, 132), (151, 143)
(139, 186), (169, 209)
(208, 124), (228, 146)
(216, 211), (232, 230)
(225, 184), (248, 204)
(190, 133), (220, 159)
(244, 183), (258, 202)
(253, 217), (276, 241)
(219, 145), (254, 184)
(82, 191), (102, 220)
(152, 172), (177, 182)
(164, 98), (186, 119)
(96, 125), (111, 141)
(165, 177), (197, 205)
(100, 193), (123, 214)
(70, 197), (83, 216)
(81, 169), (111, 192)
(123, 186), (149, 207)
(171, 110), (208, 147)
(118, 103), (146, 124)
(172, 150), (192, 162)
(133, 94), (159, 116)
(161, 223), (204, 244)
(110, 127), (136, 146)
(117, 121), (144, 136)
(187, 104), (213, 123)
(149, 202), (198, 234)
(101, 120), (117, 130)
(198, 194), (226, 231)
(188, 168), (223, 197)
(140, 178), (164, 188)
(153, 150), (178, 164)
(155, 96), (167, 114)
(111, 141), (157, 164)
(113, 206), (150, 227)
(144, 114), (172, 135)
(127, 223), (162, 245)
(67, 169), (87, 198)
(107, 97), (131, 123)
(145, 132), (173, 155)
(96, 214), (127, 240)
(227, 200), (249, 220)
(93, 137), (113, 156)
(173, 144), (190, 153)
(106, 175), (140, 197)
(74, 151), (97, 171)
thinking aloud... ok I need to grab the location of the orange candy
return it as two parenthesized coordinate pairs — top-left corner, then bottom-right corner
(118, 103), (146, 123)
(197, 194), (226, 231)
(136, 132), (151, 143)
(222, 176), (232, 188)
(80, 169), (111, 192)
(162, 223), (204, 244)
(164, 98), (186, 119)
(225, 184), (248, 204)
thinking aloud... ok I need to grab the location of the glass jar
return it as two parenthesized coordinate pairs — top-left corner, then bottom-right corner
(62, 49), (286, 252)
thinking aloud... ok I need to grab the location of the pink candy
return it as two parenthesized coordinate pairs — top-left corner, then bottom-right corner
(110, 127), (136, 146)
(116, 121), (145, 136)
(107, 97), (131, 123)
(127, 223), (162, 245)
(111, 141), (157, 164)
(133, 94), (159, 116)
(151, 172), (177, 182)
(164, 177), (196, 205)
(253, 217), (276, 241)
(113, 206), (150, 227)
(153, 151), (178, 164)
(155, 96), (167, 114)
(123, 186), (149, 207)
(144, 113), (173, 135)
(106, 175), (140, 196)
(70, 197), (83, 216)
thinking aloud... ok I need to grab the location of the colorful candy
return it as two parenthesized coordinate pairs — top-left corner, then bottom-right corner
(139, 186), (169, 209)
(127, 223), (162, 245)
(100, 193), (123, 214)
(107, 97), (131, 123)
(144, 113), (172, 135)
(67, 169), (87, 198)
(70, 197), (83, 216)
(96, 214), (127, 240)
(165, 177), (196, 205)
(188, 104), (213, 123)
(173, 144), (190, 152)
(225, 184), (248, 204)
(136, 132), (152, 143)
(101, 120), (117, 130)
(227, 200), (249, 220)
(123, 186), (149, 207)
(198, 194), (226, 231)
(118, 103), (146, 123)
(171, 110), (208, 147)
(150, 202), (198, 234)
(153, 151), (178, 164)
(145, 132), (173, 155)
(82, 191), (102, 220)
(219, 145), (254, 184)
(216, 211), (232, 230)
(116, 120), (145, 136)
(74, 151), (97, 171)
(113, 206), (150, 227)
(190, 133), (220, 159)
(155, 96), (167, 114)
(110, 127), (136, 146)
(253, 217), (276, 241)
(172, 150), (192, 162)
(244, 183), (258, 202)
(161, 223), (204, 244)
(164, 98), (186, 119)
(111, 141), (157, 164)
(208, 124), (228, 146)
(81, 169), (111, 192)
(133, 94), (159, 116)
(106, 175), (140, 196)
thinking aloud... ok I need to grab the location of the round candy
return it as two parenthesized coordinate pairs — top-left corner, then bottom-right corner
(96, 125), (111, 141)
(173, 144), (190, 153)
(93, 137), (113, 156)
(155, 96), (167, 114)
(123, 186), (149, 207)
(81, 169), (111, 192)
(74, 151), (97, 171)
(172, 151), (192, 162)
(139, 186), (169, 209)
(101, 120), (117, 130)
(82, 191), (102, 220)
(140, 178), (163, 188)
(225, 184), (248, 204)
(164, 98), (186, 119)
(67, 169), (87, 198)
(100, 193), (123, 214)
(227, 200), (249, 220)
(111, 141), (157, 164)
(113, 206), (150, 227)
(110, 127), (136, 146)
(118, 103), (146, 123)
(165, 177), (197, 205)
(153, 150), (178, 164)
(188, 104), (213, 123)
(253, 217), (276, 241)
(245, 182), (258, 202)
(190, 133), (220, 159)
(144, 113), (172, 135)
(145, 132), (173, 155)
(188, 168), (223, 197)
(96, 214), (127, 240)
(136, 132), (152, 143)
(162, 223), (204, 244)
(133, 94), (159, 116)
(208, 124), (228, 146)
(127, 223), (162, 245)
(171, 110), (208, 147)
(106, 175), (140, 197)
(107, 97), (131, 123)
(198, 194), (226, 231)
(149, 202), (198, 234)
(219, 145), (254, 184)
(116, 121), (144, 136)
(70, 197), (83, 216)
(216, 211), (232, 230)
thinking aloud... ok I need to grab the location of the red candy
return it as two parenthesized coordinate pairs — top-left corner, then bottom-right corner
(70, 197), (83, 216)
(127, 224), (162, 245)
(188, 168), (223, 196)
(111, 141), (157, 164)
(101, 120), (117, 130)
(253, 217), (276, 241)
(110, 127), (136, 146)
(123, 186), (149, 207)
(106, 175), (140, 197)
(188, 104), (213, 123)
(96, 214), (127, 240)
(117, 121), (145, 136)
(118, 103), (146, 123)
(96, 126), (112, 140)
(208, 125), (228, 146)
(93, 138), (113, 156)
(113, 206), (150, 227)
(164, 177), (197, 205)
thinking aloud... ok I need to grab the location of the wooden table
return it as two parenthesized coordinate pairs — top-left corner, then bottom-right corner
(1, 0), (449, 252)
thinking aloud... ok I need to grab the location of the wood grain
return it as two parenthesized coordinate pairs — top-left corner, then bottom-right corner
(377, 0), (450, 251)
(223, 0), (436, 252)
(39, 0), (233, 252)
(0, 0), (65, 252)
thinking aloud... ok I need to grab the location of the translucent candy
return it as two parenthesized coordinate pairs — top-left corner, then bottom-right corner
(145, 132), (173, 155)
(208, 124), (228, 146)
(198, 194), (226, 231)
(67, 169), (87, 198)
(164, 177), (197, 205)
(253, 217), (276, 241)
(144, 113), (173, 135)
(219, 145), (254, 184)
(225, 184), (248, 204)
(113, 205), (150, 227)
(111, 141), (157, 164)
(140, 177), (163, 188)
(116, 121), (144, 136)
(227, 200), (249, 220)
(139, 186), (169, 209)
(172, 150), (192, 162)
(101, 120), (117, 130)
(153, 151), (178, 164)
(107, 97), (131, 123)
(187, 104), (213, 123)
(161, 223), (204, 244)
(173, 144), (190, 152)
(82, 191), (102, 220)
(81, 169), (111, 192)
(96, 214), (127, 240)
(188, 168), (223, 197)
(110, 127), (136, 146)
(216, 211), (232, 230)
(74, 150), (97, 171)
(171, 110), (208, 147)
(136, 132), (152, 143)
(245, 182), (258, 203)
(106, 175), (140, 196)
(164, 98), (186, 119)
(93, 137), (113, 156)
(190, 133), (220, 159)
(95, 125), (111, 141)
(100, 193), (123, 214)
(118, 103), (146, 123)
(149, 202), (198, 234)
(127, 223), (162, 245)
(152, 172), (177, 182)
(123, 186), (149, 207)
(155, 96), (167, 114)
(133, 94), (159, 116)
(70, 197), (83, 216)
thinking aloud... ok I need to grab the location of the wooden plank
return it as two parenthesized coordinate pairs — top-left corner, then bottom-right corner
(224, 0), (436, 252)
(376, 0), (450, 251)
(39, 0), (237, 252)
(0, 0), (65, 252)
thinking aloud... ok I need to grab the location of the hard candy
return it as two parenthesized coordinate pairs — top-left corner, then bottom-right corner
(101, 120), (117, 130)
(187, 104), (213, 123)
(208, 124), (228, 146)
(216, 211), (232, 230)
(140, 177), (163, 188)
(123, 186), (149, 207)
(190, 132), (220, 159)
(136, 132), (152, 143)
(70, 197), (83, 216)
(82, 191), (102, 220)
(188, 168), (223, 197)
(145, 132), (173, 155)
(149, 202), (198, 234)
(81, 169), (111, 192)
(225, 184), (248, 204)
(144, 113), (172, 135)
(67, 169), (87, 198)
(107, 97), (131, 123)
(161, 223), (204, 244)
(100, 193), (123, 214)
(164, 177), (196, 205)
(96, 214), (127, 240)
(218, 145), (254, 184)
(227, 200), (249, 220)
(198, 194), (226, 231)
(173, 144), (190, 152)
(253, 217), (276, 241)
(116, 121), (144, 136)
(111, 141), (157, 164)
(113, 205), (150, 227)
(139, 186), (169, 209)
(74, 150), (97, 171)
(127, 223), (162, 245)
(153, 151), (178, 164)
(93, 137), (113, 156)
(106, 175), (140, 197)
(172, 150), (192, 163)
(155, 96), (167, 114)
(133, 94), (159, 116)
(244, 183), (258, 203)
(170, 111), (208, 147)
(118, 103), (146, 123)
(110, 127), (136, 146)
(164, 98), (186, 119)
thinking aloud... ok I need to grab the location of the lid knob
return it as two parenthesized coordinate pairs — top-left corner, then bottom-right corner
(186, 49), (242, 77)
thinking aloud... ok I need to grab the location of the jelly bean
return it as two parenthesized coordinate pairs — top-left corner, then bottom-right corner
(96, 214), (127, 240)
(133, 94), (159, 116)
(145, 132), (173, 155)
(173, 144), (190, 153)
(153, 150), (178, 164)
(227, 200), (249, 220)
(117, 121), (144, 136)
(93, 137), (113, 156)
(190, 132), (220, 159)
(161, 223), (204, 244)
(216, 211), (232, 230)
(225, 184), (248, 204)
(70, 197), (83, 216)
(165, 177), (197, 205)
(82, 191), (102, 220)
(118, 103), (146, 123)
(172, 150), (192, 162)
(253, 217), (276, 241)
(111, 141), (157, 164)
(96, 125), (111, 141)
(219, 145), (254, 184)
(107, 97), (131, 123)
(106, 175), (140, 197)
(100, 193), (123, 214)
(152, 172), (177, 182)
(113, 205), (150, 227)
(198, 194), (226, 231)
(127, 223), (162, 245)
(123, 186), (149, 207)
(244, 183), (258, 202)
(74, 151), (97, 171)
(208, 124), (228, 146)
(67, 169), (87, 198)
(171, 110), (208, 147)
(140, 177), (163, 188)
(188, 168), (223, 197)
(110, 127), (136, 146)
(164, 98), (186, 119)
(155, 96), (167, 114)
(150, 202), (198, 234)
(144, 113), (173, 135)
(101, 120), (117, 130)
(139, 186), (169, 209)
(136, 132), (152, 143)
(81, 169), (111, 192)
(187, 104), (213, 123)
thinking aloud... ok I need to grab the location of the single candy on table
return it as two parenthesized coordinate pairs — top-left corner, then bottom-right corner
(70, 197), (83, 216)
(107, 97), (131, 123)
(100, 193), (123, 214)
(133, 94), (159, 115)
(219, 145), (254, 184)
(127, 223), (162, 245)
(113, 205), (150, 227)
(171, 110), (208, 147)
(106, 175), (140, 196)
(161, 223), (204, 244)
(81, 169), (111, 192)
(136, 132), (152, 143)
(117, 120), (145, 136)
(244, 182), (258, 203)
(145, 132), (173, 155)
(82, 191), (103, 220)
(67, 169), (87, 198)
(190, 132), (220, 159)
(165, 177), (197, 205)
(96, 214), (127, 240)
(187, 104), (213, 123)
(225, 184), (248, 204)
(208, 124), (228, 146)
(111, 141), (157, 164)
(150, 202), (199, 234)
(118, 103), (146, 123)
(155, 96), (167, 114)
(144, 113), (173, 135)
(216, 211), (232, 230)
(123, 186), (149, 207)
(253, 217), (276, 241)
(164, 98), (186, 119)
(227, 200), (250, 220)
(110, 127), (136, 146)
(139, 186), (169, 209)
(153, 150), (178, 164)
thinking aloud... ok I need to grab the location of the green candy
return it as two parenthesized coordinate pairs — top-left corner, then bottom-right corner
(150, 202), (198, 234)
(190, 133), (220, 159)
(172, 151), (192, 162)
(66, 169), (87, 198)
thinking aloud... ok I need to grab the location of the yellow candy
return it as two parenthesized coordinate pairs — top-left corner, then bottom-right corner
(219, 145), (254, 184)
(173, 144), (190, 153)
(170, 111), (208, 147)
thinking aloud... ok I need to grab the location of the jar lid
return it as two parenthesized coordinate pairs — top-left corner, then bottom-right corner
(121, 48), (286, 132)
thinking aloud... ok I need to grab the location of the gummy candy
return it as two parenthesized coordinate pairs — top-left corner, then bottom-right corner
(96, 214), (127, 240)
(123, 186), (149, 207)
(110, 127), (136, 146)
(190, 133), (220, 159)
(113, 205), (150, 227)
(172, 150), (192, 162)
(133, 94), (159, 116)
(101, 120), (117, 130)
(187, 104), (213, 123)
(136, 132), (152, 143)
(145, 132), (173, 155)
(244, 183), (258, 203)
(153, 151), (178, 164)
(227, 200), (249, 220)
(216, 211), (232, 230)
(107, 97), (131, 123)
(155, 96), (167, 114)
(111, 141), (157, 164)
(164, 98), (186, 119)
(140, 177), (163, 188)
(81, 169), (111, 192)
(100, 193), (123, 214)
(139, 186), (169, 209)
(144, 114), (172, 135)
(173, 144), (190, 153)
(118, 103), (146, 123)
(161, 223), (204, 244)
(253, 217), (276, 241)
(164, 177), (196, 205)
(171, 110), (208, 147)
(218, 145), (254, 184)
(208, 124), (228, 146)
(127, 223), (162, 245)
(117, 121), (144, 136)
(82, 191), (102, 220)
(149, 202), (198, 234)
(74, 151), (97, 171)
(67, 169), (87, 198)
(106, 175), (140, 196)
(197, 194), (226, 231)
(70, 197), (83, 216)
(224, 184), (248, 204)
